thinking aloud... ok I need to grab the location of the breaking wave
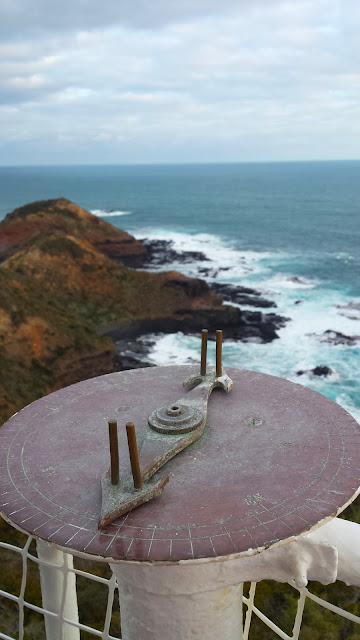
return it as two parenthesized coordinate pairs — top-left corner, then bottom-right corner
(91, 209), (132, 217)
(129, 227), (360, 422)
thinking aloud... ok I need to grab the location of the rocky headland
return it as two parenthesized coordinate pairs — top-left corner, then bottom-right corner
(0, 198), (287, 425)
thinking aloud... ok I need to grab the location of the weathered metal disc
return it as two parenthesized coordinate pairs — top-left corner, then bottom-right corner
(148, 403), (203, 434)
(0, 366), (359, 563)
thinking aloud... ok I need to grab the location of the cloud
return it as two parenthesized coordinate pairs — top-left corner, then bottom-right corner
(0, 0), (359, 163)
(0, 0), (257, 38)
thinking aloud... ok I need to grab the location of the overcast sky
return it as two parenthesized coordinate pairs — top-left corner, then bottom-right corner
(0, 0), (359, 165)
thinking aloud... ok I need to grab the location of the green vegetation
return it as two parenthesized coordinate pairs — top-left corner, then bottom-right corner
(38, 235), (86, 259)
(5, 199), (79, 221)
(243, 576), (360, 639)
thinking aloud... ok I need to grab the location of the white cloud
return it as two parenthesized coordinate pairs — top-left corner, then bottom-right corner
(0, 0), (261, 36)
(0, 0), (359, 163)
(8, 74), (47, 89)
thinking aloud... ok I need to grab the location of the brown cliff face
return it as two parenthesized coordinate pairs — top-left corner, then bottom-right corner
(0, 200), (223, 424)
(0, 198), (147, 265)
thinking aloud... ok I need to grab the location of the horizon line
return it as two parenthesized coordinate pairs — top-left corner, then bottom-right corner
(0, 158), (360, 169)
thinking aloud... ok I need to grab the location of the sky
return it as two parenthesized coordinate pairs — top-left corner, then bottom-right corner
(0, 0), (359, 165)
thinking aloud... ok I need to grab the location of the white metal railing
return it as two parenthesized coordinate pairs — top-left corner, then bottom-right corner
(243, 580), (360, 640)
(0, 530), (120, 639)
(1, 522), (360, 639)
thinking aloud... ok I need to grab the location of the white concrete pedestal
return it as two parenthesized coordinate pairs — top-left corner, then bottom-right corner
(109, 517), (360, 640)
(111, 562), (243, 640)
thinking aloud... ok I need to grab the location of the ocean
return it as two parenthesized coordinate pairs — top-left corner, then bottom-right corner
(0, 161), (359, 420)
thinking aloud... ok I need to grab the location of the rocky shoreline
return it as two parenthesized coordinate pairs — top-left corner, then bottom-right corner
(133, 238), (277, 309)
(106, 304), (289, 370)
(113, 336), (155, 370)
(108, 237), (287, 369)
(111, 237), (360, 372)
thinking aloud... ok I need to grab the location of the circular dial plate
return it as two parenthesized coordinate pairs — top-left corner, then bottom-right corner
(0, 366), (359, 562)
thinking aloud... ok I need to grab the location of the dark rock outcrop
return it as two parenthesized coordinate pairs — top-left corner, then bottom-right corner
(210, 282), (276, 308)
(114, 338), (155, 370)
(103, 307), (287, 344)
(335, 301), (360, 321)
(139, 238), (208, 268)
(297, 365), (334, 377)
(319, 330), (359, 346)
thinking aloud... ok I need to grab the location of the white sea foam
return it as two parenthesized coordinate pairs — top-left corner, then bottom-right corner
(133, 228), (360, 339)
(335, 393), (360, 423)
(145, 331), (360, 420)
(91, 209), (132, 217)
(335, 301), (360, 321)
(134, 227), (285, 282)
(130, 226), (360, 420)
(143, 333), (198, 367)
(261, 273), (319, 291)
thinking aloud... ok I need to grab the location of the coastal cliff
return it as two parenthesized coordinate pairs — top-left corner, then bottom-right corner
(0, 199), (286, 424)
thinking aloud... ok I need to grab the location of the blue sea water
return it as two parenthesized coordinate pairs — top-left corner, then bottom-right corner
(0, 161), (359, 419)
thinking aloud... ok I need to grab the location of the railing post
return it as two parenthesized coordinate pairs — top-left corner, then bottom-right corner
(36, 540), (80, 640)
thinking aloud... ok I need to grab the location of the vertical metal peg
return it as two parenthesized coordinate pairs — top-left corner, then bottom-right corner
(200, 329), (208, 376)
(108, 420), (119, 485)
(216, 330), (223, 377)
(126, 422), (143, 489)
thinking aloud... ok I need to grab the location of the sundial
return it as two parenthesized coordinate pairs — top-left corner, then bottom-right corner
(1, 330), (360, 563)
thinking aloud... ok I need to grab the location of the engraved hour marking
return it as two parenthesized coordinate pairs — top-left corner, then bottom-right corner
(245, 493), (264, 505)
